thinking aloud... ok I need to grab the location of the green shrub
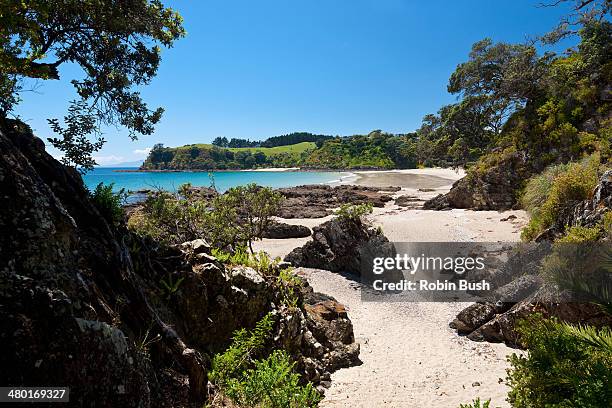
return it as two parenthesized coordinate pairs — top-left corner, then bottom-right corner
(555, 225), (603, 243)
(224, 350), (321, 408)
(90, 182), (127, 226)
(458, 398), (493, 408)
(507, 316), (612, 408)
(540, 227), (611, 310)
(521, 155), (600, 241)
(216, 183), (284, 252)
(277, 268), (303, 308)
(603, 211), (612, 235)
(212, 248), (283, 276)
(210, 314), (320, 408)
(520, 163), (570, 215)
(334, 203), (373, 221)
(210, 313), (274, 386)
(128, 183), (283, 250)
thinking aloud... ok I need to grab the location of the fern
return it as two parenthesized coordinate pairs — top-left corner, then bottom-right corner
(159, 273), (185, 300)
(210, 313), (274, 385)
(225, 350), (321, 408)
(554, 322), (612, 353)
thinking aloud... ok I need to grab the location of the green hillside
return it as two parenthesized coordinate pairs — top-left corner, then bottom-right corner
(187, 142), (315, 156)
(141, 132), (426, 171)
(141, 142), (317, 170)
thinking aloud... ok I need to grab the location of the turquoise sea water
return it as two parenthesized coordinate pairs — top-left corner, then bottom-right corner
(83, 167), (352, 193)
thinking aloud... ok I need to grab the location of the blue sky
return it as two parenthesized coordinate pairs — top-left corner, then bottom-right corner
(14, 0), (573, 165)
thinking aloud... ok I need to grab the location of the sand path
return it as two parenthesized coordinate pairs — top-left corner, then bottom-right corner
(254, 169), (528, 408)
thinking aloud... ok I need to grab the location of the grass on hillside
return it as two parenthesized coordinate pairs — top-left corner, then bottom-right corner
(177, 142), (316, 157)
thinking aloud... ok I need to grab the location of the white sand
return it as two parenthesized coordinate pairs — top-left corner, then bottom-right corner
(244, 167), (301, 172)
(253, 169), (528, 407)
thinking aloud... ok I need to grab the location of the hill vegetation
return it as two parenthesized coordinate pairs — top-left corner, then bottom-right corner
(142, 131), (423, 170)
(141, 141), (317, 170)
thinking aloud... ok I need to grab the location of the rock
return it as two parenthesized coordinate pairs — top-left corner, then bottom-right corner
(500, 214), (517, 222)
(467, 300), (536, 345)
(424, 151), (532, 210)
(463, 284), (612, 346)
(302, 290), (361, 371)
(394, 195), (422, 208)
(449, 302), (497, 334)
(180, 238), (211, 254)
(230, 266), (265, 289)
(493, 274), (543, 305)
(276, 184), (396, 218)
(284, 217), (395, 279)
(262, 221), (311, 239)
(0, 119), (207, 405)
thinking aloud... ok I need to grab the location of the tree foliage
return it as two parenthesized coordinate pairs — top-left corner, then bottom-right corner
(0, 0), (185, 168)
(128, 183), (284, 252)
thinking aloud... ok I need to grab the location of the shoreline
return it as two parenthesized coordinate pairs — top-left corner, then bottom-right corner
(113, 166), (463, 174)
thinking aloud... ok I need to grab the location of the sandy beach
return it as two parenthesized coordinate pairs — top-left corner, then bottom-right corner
(254, 168), (528, 408)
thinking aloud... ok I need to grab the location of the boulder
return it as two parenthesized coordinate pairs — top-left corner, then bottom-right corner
(394, 194), (422, 208)
(284, 217), (395, 278)
(180, 238), (211, 254)
(424, 151), (531, 210)
(262, 221), (311, 239)
(493, 274), (543, 305)
(449, 302), (497, 334)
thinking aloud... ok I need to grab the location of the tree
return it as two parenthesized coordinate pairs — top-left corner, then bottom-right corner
(47, 100), (105, 171)
(212, 136), (229, 147)
(216, 184), (284, 252)
(252, 151), (267, 165)
(539, 0), (612, 43)
(448, 39), (551, 116)
(0, 0), (185, 169)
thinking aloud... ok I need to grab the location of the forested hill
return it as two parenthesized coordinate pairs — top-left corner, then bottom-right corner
(140, 131), (432, 170)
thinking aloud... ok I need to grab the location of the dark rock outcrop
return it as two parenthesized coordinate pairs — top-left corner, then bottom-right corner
(277, 184), (398, 218)
(394, 194), (423, 208)
(276, 280), (361, 389)
(450, 302), (498, 335)
(466, 288), (612, 346)
(0, 119), (205, 405)
(425, 151), (531, 210)
(284, 217), (395, 279)
(262, 221), (311, 239)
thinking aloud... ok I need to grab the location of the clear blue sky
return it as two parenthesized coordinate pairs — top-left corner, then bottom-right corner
(14, 0), (573, 165)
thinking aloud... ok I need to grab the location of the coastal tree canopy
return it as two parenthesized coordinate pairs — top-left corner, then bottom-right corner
(0, 0), (185, 169)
